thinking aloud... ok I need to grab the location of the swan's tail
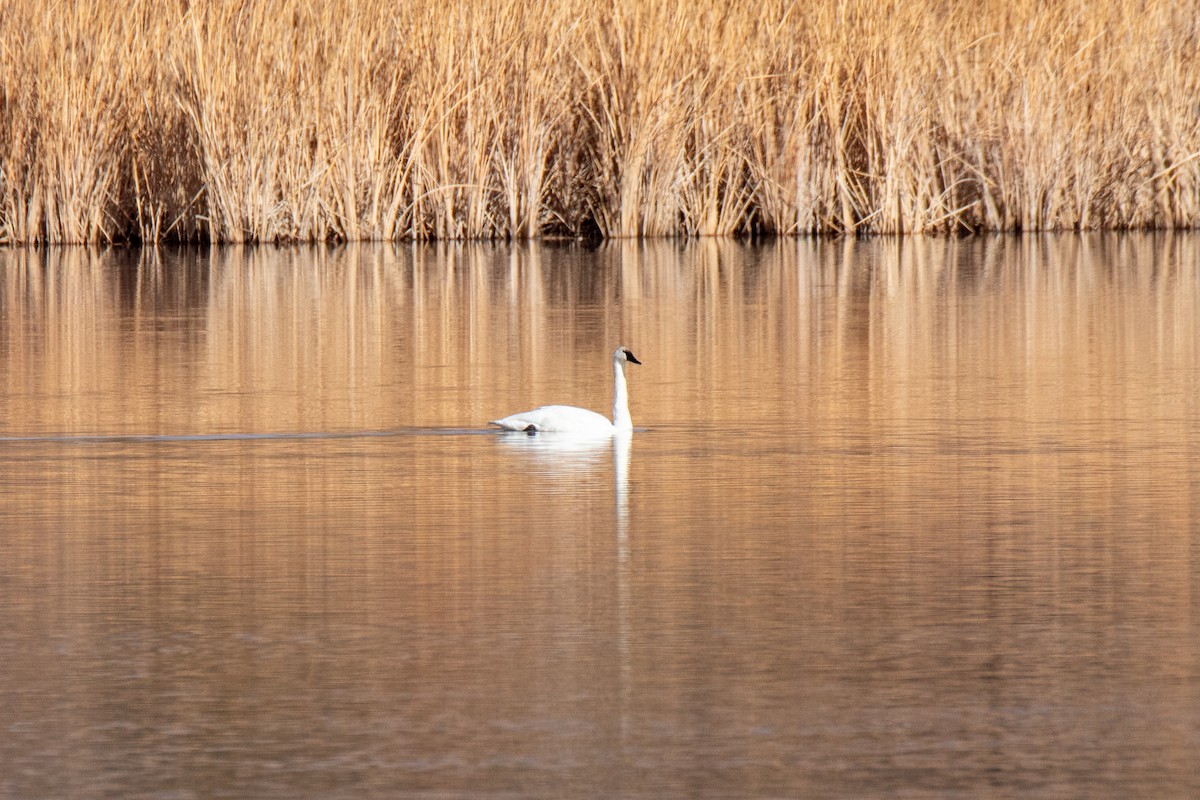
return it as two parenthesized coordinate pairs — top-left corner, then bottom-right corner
(489, 416), (537, 432)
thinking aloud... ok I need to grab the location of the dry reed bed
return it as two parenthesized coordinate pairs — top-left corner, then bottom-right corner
(0, 0), (1197, 243)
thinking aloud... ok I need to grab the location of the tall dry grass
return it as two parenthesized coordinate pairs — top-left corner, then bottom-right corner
(0, 0), (1197, 243)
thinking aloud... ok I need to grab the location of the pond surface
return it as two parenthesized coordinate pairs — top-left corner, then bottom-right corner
(2, 236), (1199, 799)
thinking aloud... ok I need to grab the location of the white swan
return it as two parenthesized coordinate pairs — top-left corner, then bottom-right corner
(490, 347), (641, 435)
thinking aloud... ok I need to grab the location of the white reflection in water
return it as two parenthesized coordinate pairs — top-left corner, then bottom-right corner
(493, 429), (613, 468)
(496, 426), (636, 743)
(613, 428), (633, 744)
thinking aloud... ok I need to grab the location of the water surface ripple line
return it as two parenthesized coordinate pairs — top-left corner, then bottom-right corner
(0, 428), (494, 445)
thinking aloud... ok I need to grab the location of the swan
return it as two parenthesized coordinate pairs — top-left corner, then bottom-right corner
(490, 347), (641, 435)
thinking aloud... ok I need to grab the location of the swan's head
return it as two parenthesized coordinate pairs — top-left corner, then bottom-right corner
(614, 346), (641, 365)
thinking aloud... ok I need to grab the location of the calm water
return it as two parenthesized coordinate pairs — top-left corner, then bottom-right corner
(2, 237), (1200, 799)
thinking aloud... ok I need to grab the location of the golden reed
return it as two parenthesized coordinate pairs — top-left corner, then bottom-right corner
(1, 0), (1197, 243)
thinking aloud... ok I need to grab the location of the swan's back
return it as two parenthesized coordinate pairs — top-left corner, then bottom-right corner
(490, 405), (614, 434)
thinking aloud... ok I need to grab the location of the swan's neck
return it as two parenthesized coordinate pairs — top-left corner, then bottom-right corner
(612, 359), (632, 430)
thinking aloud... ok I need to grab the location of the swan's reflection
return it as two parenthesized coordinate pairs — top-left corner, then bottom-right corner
(494, 428), (633, 738)
(613, 429), (631, 541)
(493, 430), (614, 471)
(613, 429), (632, 743)
(492, 430), (630, 504)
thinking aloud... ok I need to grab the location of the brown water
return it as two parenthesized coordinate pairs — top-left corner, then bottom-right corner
(2, 236), (1199, 799)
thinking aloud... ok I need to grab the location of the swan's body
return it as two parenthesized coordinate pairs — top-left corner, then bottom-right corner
(493, 404), (615, 434)
(490, 347), (641, 435)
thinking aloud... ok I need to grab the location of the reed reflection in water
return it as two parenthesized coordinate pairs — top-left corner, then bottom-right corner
(1, 236), (1200, 799)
